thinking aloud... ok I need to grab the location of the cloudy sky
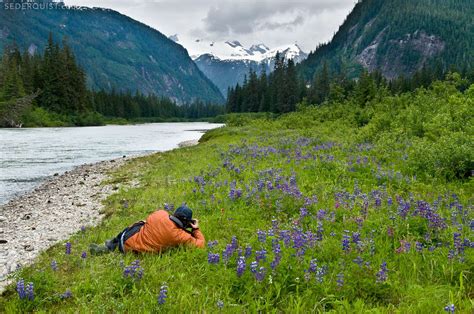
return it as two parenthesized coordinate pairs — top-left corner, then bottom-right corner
(65, 0), (357, 54)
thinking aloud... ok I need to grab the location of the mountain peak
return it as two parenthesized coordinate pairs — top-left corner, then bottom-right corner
(225, 40), (243, 48)
(249, 43), (270, 55)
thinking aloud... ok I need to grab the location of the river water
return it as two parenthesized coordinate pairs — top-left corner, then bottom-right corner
(0, 123), (222, 205)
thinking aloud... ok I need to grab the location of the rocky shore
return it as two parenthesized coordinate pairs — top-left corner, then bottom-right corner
(0, 156), (132, 293)
(177, 139), (199, 148)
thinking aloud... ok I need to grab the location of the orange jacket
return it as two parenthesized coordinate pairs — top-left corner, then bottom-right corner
(124, 210), (205, 253)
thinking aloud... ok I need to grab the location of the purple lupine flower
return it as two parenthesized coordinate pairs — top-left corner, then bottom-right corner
(81, 251), (87, 259)
(396, 240), (411, 254)
(317, 210), (326, 220)
(453, 233), (463, 253)
(279, 230), (291, 247)
(272, 239), (281, 253)
(236, 256), (246, 277)
(65, 242), (72, 255)
(315, 265), (328, 283)
(250, 261), (258, 273)
(376, 262), (388, 283)
(415, 242), (423, 252)
(163, 203), (174, 212)
(336, 272), (344, 287)
(353, 256), (364, 267)
(316, 221), (324, 241)
(80, 226), (86, 232)
(207, 240), (218, 249)
(404, 241), (411, 252)
(16, 279), (26, 300)
(270, 239), (282, 270)
(254, 267), (266, 282)
(123, 260), (144, 281)
(444, 304), (455, 313)
(387, 227), (394, 237)
(244, 245), (252, 258)
(222, 244), (234, 263)
(463, 239), (472, 249)
(257, 230), (266, 243)
(270, 254), (281, 270)
(208, 252), (220, 264)
(448, 250), (455, 260)
(158, 284), (168, 305)
(342, 233), (351, 252)
(217, 300), (224, 309)
(60, 289), (72, 299)
(51, 260), (58, 271)
(352, 232), (361, 245)
(292, 229), (306, 256)
(354, 217), (364, 229)
(299, 207), (308, 218)
(375, 198), (382, 207)
(230, 236), (238, 250)
(266, 181), (274, 191)
(255, 249), (267, 262)
(387, 197), (393, 206)
(26, 282), (34, 301)
(307, 259), (317, 273)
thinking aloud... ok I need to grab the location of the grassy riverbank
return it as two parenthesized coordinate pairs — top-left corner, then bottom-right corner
(1, 79), (472, 312)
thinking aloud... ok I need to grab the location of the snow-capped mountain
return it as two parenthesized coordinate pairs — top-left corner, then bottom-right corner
(187, 39), (307, 63)
(169, 36), (307, 97)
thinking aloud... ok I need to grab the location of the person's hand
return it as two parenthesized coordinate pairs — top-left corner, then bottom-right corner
(190, 219), (199, 229)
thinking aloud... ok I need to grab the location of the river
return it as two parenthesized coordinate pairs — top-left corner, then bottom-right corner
(0, 122), (222, 205)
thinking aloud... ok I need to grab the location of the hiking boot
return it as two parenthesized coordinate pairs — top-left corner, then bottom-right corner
(89, 243), (110, 255)
(105, 239), (118, 251)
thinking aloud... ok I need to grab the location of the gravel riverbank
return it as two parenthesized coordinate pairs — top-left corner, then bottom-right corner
(0, 156), (134, 293)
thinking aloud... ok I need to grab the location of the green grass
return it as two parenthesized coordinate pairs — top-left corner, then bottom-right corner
(1, 80), (473, 313)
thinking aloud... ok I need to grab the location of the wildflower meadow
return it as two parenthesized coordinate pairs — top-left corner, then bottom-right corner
(0, 77), (472, 312)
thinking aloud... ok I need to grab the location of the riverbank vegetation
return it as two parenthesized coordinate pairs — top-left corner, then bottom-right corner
(1, 76), (472, 312)
(0, 35), (224, 128)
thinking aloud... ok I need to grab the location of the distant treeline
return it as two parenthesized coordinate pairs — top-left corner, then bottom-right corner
(226, 53), (474, 114)
(0, 34), (223, 127)
(91, 90), (224, 121)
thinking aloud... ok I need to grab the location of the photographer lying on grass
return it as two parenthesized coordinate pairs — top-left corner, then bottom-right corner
(89, 206), (205, 254)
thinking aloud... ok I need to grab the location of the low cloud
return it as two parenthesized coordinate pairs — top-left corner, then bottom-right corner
(202, 0), (354, 36)
(259, 15), (305, 31)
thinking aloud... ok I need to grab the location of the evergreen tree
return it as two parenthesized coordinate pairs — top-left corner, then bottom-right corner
(282, 59), (298, 113)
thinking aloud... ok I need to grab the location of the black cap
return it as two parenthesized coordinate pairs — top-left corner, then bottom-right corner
(174, 206), (193, 221)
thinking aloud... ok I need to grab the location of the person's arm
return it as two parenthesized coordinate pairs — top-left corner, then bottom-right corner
(176, 219), (205, 248)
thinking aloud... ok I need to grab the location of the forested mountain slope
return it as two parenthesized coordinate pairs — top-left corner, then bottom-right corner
(299, 0), (473, 81)
(0, 1), (224, 103)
